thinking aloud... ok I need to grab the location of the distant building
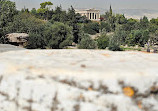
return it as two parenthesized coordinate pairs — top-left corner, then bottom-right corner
(75, 8), (100, 21)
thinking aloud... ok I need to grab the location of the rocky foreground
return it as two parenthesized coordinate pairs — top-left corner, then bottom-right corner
(0, 50), (158, 111)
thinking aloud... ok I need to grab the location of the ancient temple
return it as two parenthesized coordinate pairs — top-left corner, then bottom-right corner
(75, 8), (100, 21)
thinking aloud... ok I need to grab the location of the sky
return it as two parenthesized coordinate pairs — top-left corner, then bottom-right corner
(11, 0), (158, 11)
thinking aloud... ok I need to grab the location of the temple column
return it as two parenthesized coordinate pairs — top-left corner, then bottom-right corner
(97, 13), (99, 19)
(91, 13), (93, 19)
(95, 13), (97, 20)
(90, 13), (92, 20)
(90, 13), (91, 20)
(93, 13), (94, 19)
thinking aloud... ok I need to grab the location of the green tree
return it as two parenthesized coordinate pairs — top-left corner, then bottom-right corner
(150, 18), (158, 25)
(43, 22), (73, 49)
(83, 22), (100, 35)
(140, 16), (149, 29)
(96, 32), (109, 49)
(67, 6), (81, 43)
(100, 22), (111, 32)
(114, 26), (128, 45)
(78, 33), (97, 49)
(149, 30), (158, 46)
(31, 8), (37, 16)
(26, 28), (46, 49)
(37, 1), (53, 20)
(0, 0), (17, 36)
(50, 6), (67, 23)
(9, 12), (46, 34)
(115, 14), (127, 24)
(108, 35), (122, 51)
(122, 18), (138, 31)
(127, 30), (149, 47)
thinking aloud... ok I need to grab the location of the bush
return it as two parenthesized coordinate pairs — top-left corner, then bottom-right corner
(43, 22), (73, 49)
(109, 43), (122, 51)
(127, 30), (149, 47)
(83, 22), (100, 35)
(26, 32), (45, 49)
(108, 35), (123, 51)
(96, 33), (109, 49)
(9, 12), (46, 34)
(78, 34), (97, 49)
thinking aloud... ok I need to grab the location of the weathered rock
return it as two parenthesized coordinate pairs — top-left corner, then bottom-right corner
(0, 50), (158, 111)
(5, 33), (29, 46)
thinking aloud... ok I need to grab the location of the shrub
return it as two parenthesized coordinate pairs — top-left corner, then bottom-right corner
(43, 22), (73, 49)
(78, 34), (97, 49)
(83, 22), (100, 35)
(96, 33), (109, 49)
(108, 35), (123, 51)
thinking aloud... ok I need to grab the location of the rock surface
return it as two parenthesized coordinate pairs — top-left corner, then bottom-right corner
(0, 44), (25, 53)
(0, 50), (158, 111)
(5, 33), (29, 46)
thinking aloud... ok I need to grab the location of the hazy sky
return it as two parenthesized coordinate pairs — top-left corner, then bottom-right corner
(11, 0), (158, 10)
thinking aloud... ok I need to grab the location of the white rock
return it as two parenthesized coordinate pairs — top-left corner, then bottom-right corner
(0, 50), (158, 111)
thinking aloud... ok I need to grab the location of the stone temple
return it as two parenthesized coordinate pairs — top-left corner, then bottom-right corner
(75, 8), (100, 21)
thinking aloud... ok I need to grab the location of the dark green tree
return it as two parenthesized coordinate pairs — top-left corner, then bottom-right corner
(127, 30), (149, 47)
(78, 33), (97, 49)
(108, 35), (122, 51)
(43, 22), (73, 49)
(96, 32), (109, 49)
(0, 0), (17, 36)
(67, 6), (81, 43)
(37, 1), (53, 20)
(83, 22), (100, 35)
(50, 6), (67, 23)
(140, 16), (149, 29)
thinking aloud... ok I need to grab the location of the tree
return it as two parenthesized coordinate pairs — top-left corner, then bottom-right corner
(67, 6), (81, 43)
(122, 18), (138, 31)
(127, 30), (149, 47)
(37, 1), (53, 20)
(109, 5), (113, 16)
(0, 0), (17, 36)
(114, 26), (128, 45)
(150, 18), (158, 25)
(9, 12), (46, 34)
(26, 30), (45, 49)
(149, 30), (158, 46)
(100, 22), (111, 32)
(83, 22), (100, 35)
(78, 33), (97, 49)
(50, 6), (67, 23)
(31, 8), (37, 16)
(96, 32), (109, 49)
(40, 1), (53, 9)
(43, 22), (73, 49)
(140, 16), (149, 29)
(108, 35), (122, 51)
(115, 14), (127, 24)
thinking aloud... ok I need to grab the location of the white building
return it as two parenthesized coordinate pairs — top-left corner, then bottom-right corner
(75, 8), (100, 21)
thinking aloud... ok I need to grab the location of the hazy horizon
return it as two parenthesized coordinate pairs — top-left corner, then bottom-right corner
(11, 0), (158, 10)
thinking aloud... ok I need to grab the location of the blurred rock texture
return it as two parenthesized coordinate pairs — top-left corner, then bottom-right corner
(0, 50), (158, 111)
